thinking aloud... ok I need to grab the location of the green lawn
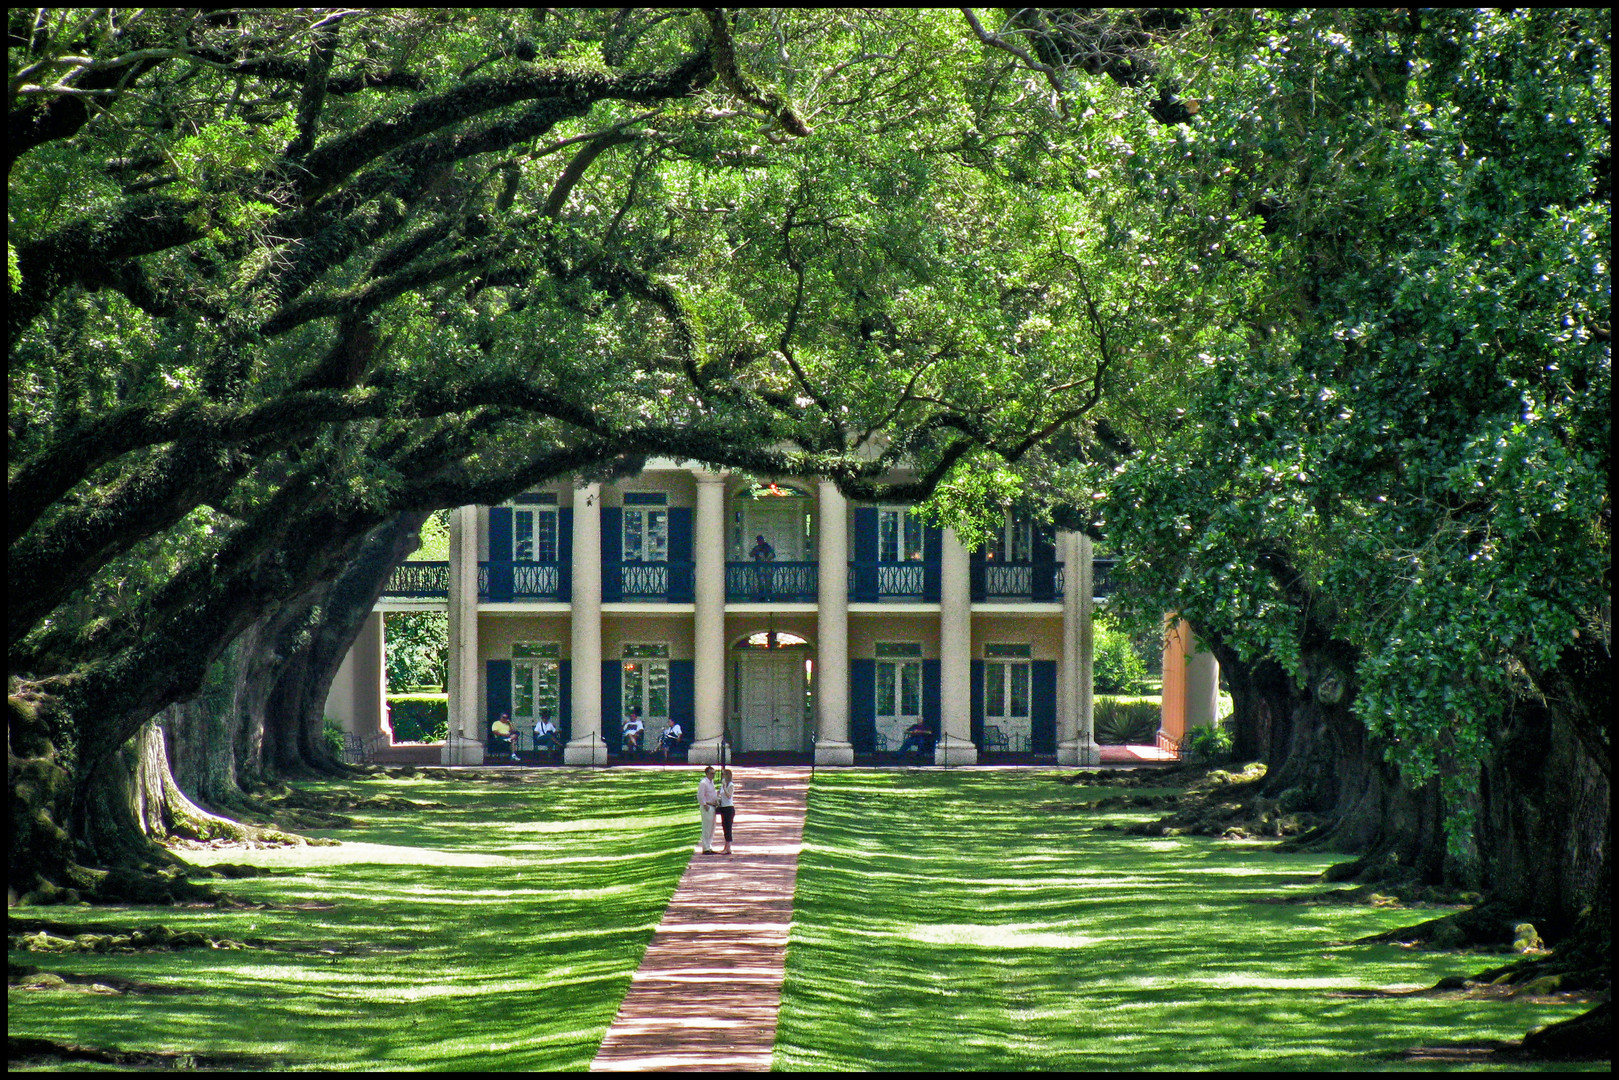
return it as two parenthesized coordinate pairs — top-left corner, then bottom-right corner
(10, 768), (1600, 1071)
(8, 770), (698, 1071)
(776, 769), (1595, 1072)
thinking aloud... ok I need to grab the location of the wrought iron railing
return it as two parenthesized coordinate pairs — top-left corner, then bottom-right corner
(1093, 557), (1116, 598)
(971, 560), (1066, 602)
(726, 561), (819, 602)
(479, 561), (568, 601)
(382, 561), (449, 597)
(606, 560), (693, 601)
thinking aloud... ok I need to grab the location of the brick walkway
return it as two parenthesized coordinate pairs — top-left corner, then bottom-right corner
(591, 767), (809, 1072)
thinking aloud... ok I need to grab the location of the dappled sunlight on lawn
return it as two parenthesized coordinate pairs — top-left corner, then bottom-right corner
(7, 771), (701, 1071)
(776, 769), (1598, 1072)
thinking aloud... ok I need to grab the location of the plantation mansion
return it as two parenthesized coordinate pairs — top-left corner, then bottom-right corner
(325, 459), (1221, 765)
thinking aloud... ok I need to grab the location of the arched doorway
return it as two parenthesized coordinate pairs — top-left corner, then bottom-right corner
(731, 630), (812, 752)
(731, 481), (812, 562)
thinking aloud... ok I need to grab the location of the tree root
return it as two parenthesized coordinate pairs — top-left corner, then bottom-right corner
(1356, 901), (1531, 951)
(9, 922), (251, 955)
(8, 1036), (275, 1070)
(1518, 1003), (1611, 1061)
(1110, 761), (1326, 839)
(1056, 764), (1208, 788)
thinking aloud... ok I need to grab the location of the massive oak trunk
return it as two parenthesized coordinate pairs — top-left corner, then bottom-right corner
(1204, 629), (1451, 886)
(10, 513), (425, 902)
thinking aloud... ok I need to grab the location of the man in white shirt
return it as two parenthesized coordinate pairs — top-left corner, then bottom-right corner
(622, 710), (645, 755)
(534, 712), (560, 757)
(696, 766), (720, 854)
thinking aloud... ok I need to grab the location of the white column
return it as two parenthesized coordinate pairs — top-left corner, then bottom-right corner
(565, 483), (606, 766)
(1059, 531), (1102, 765)
(935, 527), (977, 765)
(814, 480), (853, 764)
(1186, 636), (1220, 730)
(443, 505), (482, 764)
(688, 471), (728, 764)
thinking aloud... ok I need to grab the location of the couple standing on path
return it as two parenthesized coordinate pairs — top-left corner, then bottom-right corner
(696, 765), (736, 855)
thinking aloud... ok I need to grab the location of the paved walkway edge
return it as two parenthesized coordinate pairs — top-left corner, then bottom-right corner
(590, 767), (809, 1073)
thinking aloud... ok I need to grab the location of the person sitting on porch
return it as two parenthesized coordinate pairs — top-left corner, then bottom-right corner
(749, 534), (775, 561)
(622, 710), (645, 755)
(491, 713), (515, 761)
(534, 712), (561, 757)
(899, 719), (932, 757)
(660, 719), (684, 760)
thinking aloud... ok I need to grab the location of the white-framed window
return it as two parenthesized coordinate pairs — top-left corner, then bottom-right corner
(878, 506), (924, 562)
(622, 643), (671, 738)
(875, 642), (923, 746)
(621, 492), (668, 562)
(512, 502), (558, 562)
(984, 643), (1032, 751)
(512, 642), (561, 748)
(986, 512), (1033, 563)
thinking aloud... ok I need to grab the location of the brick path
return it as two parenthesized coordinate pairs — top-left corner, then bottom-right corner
(591, 767), (809, 1072)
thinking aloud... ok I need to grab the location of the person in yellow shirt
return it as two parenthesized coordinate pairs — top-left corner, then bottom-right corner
(491, 713), (515, 761)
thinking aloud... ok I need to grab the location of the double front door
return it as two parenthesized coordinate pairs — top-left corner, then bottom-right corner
(736, 654), (806, 752)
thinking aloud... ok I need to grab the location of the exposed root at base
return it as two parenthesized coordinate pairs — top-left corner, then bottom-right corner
(8, 1036), (281, 1070)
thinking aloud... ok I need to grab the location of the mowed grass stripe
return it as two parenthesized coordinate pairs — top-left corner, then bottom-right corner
(8, 770), (698, 1071)
(775, 769), (1596, 1072)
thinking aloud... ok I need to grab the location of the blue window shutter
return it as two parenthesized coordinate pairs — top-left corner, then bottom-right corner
(1033, 524), (1057, 563)
(487, 508), (513, 601)
(601, 660), (622, 751)
(852, 508), (878, 602)
(667, 508), (693, 603)
(1031, 660), (1057, 753)
(489, 507), (513, 560)
(486, 660), (512, 736)
(558, 660), (572, 742)
(1032, 525), (1057, 602)
(670, 660), (694, 740)
(601, 507), (622, 602)
(970, 660), (985, 747)
(922, 658), (941, 736)
(922, 526), (942, 602)
(850, 659), (876, 752)
(559, 508), (574, 601)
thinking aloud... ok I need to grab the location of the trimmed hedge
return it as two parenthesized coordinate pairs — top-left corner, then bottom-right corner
(387, 694), (448, 743)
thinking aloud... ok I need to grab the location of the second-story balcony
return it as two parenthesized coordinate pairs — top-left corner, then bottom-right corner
(848, 560), (937, 602)
(604, 560), (695, 603)
(727, 561), (819, 603)
(382, 561), (449, 598)
(972, 561), (1063, 602)
(481, 561), (570, 602)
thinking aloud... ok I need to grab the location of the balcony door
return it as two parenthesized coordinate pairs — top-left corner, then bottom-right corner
(734, 485), (810, 563)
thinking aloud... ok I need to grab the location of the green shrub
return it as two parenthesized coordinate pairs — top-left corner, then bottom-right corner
(1094, 617), (1147, 694)
(1093, 698), (1160, 744)
(323, 718), (345, 759)
(1183, 724), (1233, 763)
(387, 695), (448, 743)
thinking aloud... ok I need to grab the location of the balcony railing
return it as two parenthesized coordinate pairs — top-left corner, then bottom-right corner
(972, 561), (1063, 602)
(606, 560), (694, 602)
(383, 561), (449, 598)
(1093, 557), (1115, 598)
(847, 560), (933, 600)
(480, 561), (569, 602)
(386, 555), (1113, 605)
(726, 561), (819, 602)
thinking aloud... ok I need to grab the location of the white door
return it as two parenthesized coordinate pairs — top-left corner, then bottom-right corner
(738, 655), (805, 751)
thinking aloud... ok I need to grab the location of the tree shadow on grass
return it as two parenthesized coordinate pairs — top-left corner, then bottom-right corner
(775, 769), (1597, 1071)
